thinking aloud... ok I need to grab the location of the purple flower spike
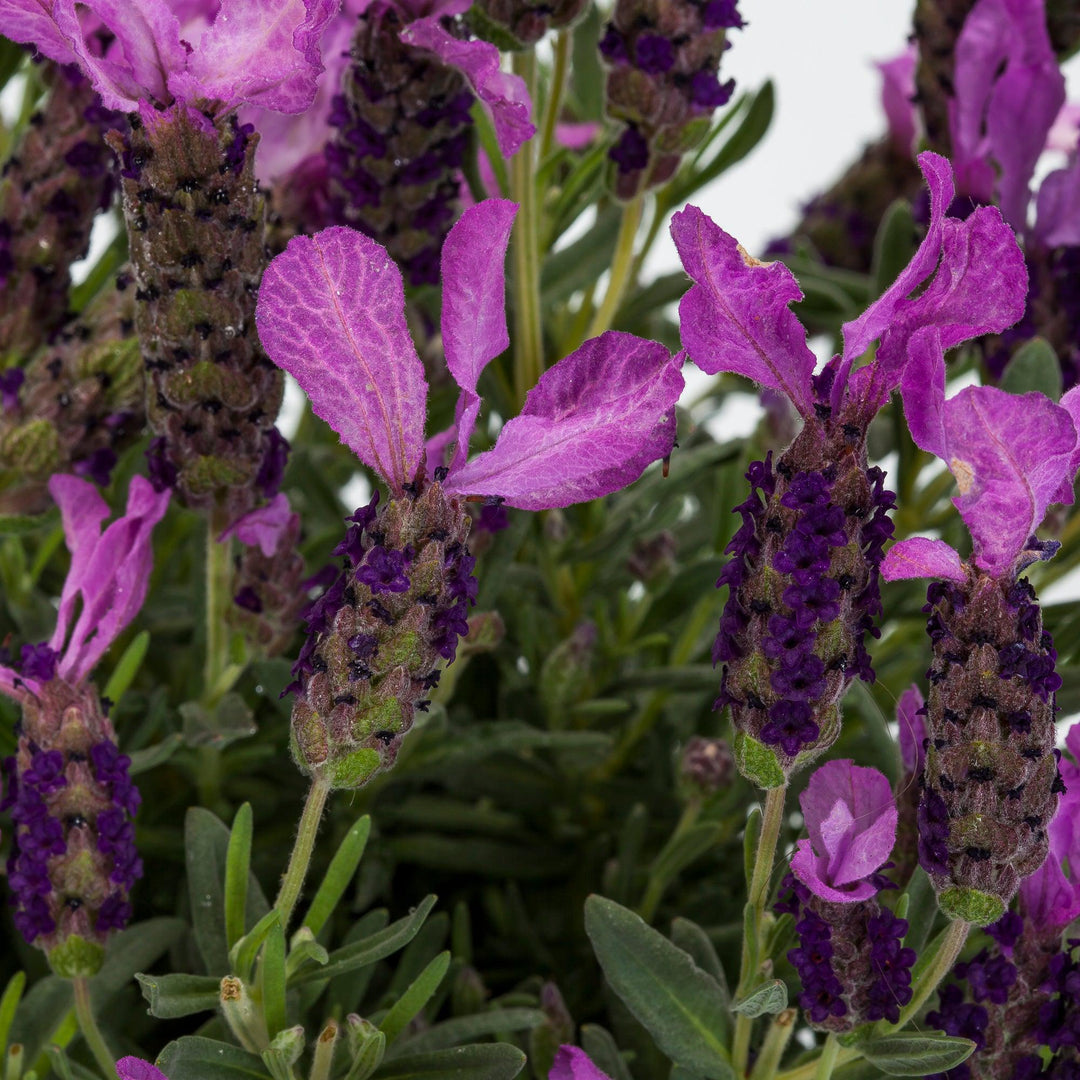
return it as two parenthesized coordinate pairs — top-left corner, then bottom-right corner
(116, 1058), (168, 1080)
(896, 339), (1080, 578)
(3, 0), (339, 116)
(257, 201), (682, 510)
(791, 759), (898, 903)
(550, 1047), (613, 1080)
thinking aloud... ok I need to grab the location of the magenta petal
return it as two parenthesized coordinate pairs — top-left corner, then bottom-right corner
(1034, 156), (1080, 248)
(549, 1047), (613, 1080)
(256, 227), (428, 494)
(671, 205), (816, 417)
(116, 1058), (169, 1080)
(790, 837), (878, 905)
(0, 0), (81, 65)
(48, 475), (170, 685)
(897, 684), (927, 775)
(876, 45), (917, 153)
(881, 537), (965, 584)
(798, 759), (897, 896)
(400, 19), (535, 157)
(444, 332), (682, 510)
(441, 200), (517, 465)
(1054, 385), (1080, 505)
(170, 0), (338, 113)
(53, 0), (187, 111)
(219, 493), (293, 557)
(944, 385), (1077, 575)
(1021, 783), (1080, 927)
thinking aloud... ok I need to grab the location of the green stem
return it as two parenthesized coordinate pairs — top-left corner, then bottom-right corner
(776, 1048), (858, 1080)
(72, 976), (114, 1079)
(813, 1035), (840, 1080)
(748, 1009), (796, 1080)
(203, 518), (234, 708)
(586, 195), (643, 339)
(274, 779), (332, 931)
(732, 785), (787, 1077)
(637, 800), (701, 921)
(511, 51), (543, 409)
(538, 31), (571, 162)
(885, 918), (969, 1032)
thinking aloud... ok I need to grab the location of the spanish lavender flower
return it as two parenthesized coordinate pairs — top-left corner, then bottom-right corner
(550, 1047), (612, 1080)
(600, 0), (743, 198)
(218, 492), (307, 657)
(3, 0), (338, 521)
(672, 152), (1026, 788)
(0, 62), (120, 360)
(256, 199), (682, 787)
(883, 347), (1080, 924)
(0, 474), (169, 974)
(0, 282), (142, 516)
(777, 761), (915, 1032)
(116, 1059), (167, 1080)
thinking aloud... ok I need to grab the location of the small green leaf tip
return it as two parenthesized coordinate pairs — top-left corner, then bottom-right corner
(937, 887), (1004, 927)
(48, 934), (105, 978)
(733, 731), (785, 789)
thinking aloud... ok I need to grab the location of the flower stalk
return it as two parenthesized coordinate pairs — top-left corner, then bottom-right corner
(275, 779), (332, 931)
(73, 976), (115, 1079)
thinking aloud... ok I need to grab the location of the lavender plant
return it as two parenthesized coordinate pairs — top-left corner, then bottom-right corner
(2, 1), (1080, 1079)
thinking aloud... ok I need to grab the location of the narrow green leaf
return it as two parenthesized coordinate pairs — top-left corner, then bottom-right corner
(899, 868), (938, 957)
(0, 971), (26, 1055)
(292, 895), (437, 987)
(135, 973), (221, 1019)
(388, 1010), (545, 1057)
(579, 1025), (632, 1080)
(156, 1036), (266, 1080)
(302, 815), (372, 937)
(186, 807), (270, 975)
(871, 198), (917, 301)
(127, 733), (184, 776)
(8, 976), (73, 1064)
(284, 931), (329, 980)
(648, 824), (724, 891)
(1002, 337), (1062, 400)
(380, 952), (451, 1044)
(669, 919), (731, 1022)
(857, 1033), (975, 1076)
(372, 1044), (526, 1080)
(260, 920), (287, 1039)
(326, 909), (390, 1018)
(731, 980), (787, 1017)
(224, 803), (254, 950)
(584, 896), (735, 1079)
(230, 908), (282, 984)
(743, 807), (762, 890)
(102, 630), (150, 705)
(92, 917), (187, 1006)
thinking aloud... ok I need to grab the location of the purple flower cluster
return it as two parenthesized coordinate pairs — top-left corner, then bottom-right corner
(776, 871), (915, 1032)
(600, 0), (742, 195)
(927, 984), (990, 1080)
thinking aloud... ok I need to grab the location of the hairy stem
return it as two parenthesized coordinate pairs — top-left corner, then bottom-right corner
(586, 194), (643, 339)
(274, 779), (332, 931)
(885, 918), (970, 1032)
(72, 976), (114, 1079)
(749, 1009), (797, 1080)
(538, 31), (571, 162)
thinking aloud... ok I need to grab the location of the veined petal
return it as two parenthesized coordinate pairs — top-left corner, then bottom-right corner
(170, 0), (339, 114)
(48, 475), (170, 685)
(400, 19), (535, 157)
(256, 226), (428, 493)
(550, 1047), (613, 1080)
(790, 838), (879, 905)
(52, 0), (186, 111)
(0, 0), (80, 65)
(218, 493), (294, 557)
(671, 205), (816, 416)
(881, 537), (965, 583)
(441, 199), (517, 466)
(444, 332), (682, 510)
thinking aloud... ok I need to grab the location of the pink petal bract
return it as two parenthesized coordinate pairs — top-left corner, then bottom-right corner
(116, 1058), (169, 1080)
(48, 475), (171, 686)
(876, 45), (917, 154)
(441, 199), (517, 467)
(896, 683), (927, 776)
(170, 0), (338, 114)
(0, 0), (81, 66)
(671, 205), (816, 417)
(793, 759), (897, 904)
(219, 493), (294, 557)
(444, 332), (682, 510)
(881, 536), (965, 584)
(400, 18), (535, 157)
(256, 226), (428, 494)
(1034, 154), (1080, 248)
(550, 1047), (613, 1080)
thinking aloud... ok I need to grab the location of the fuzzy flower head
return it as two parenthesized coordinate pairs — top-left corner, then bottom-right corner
(672, 152), (1027, 427)
(0, 0), (339, 117)
(791, 759), (898, 904)
(256, 199), (683, 509)
(882, 359), (1080, 583)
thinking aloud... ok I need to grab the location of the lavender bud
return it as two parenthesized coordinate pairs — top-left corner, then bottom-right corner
(777, 873), (916, 1033)
(0, 282), (143, 516)
(105, 109), (282, 521)
(916, 573), (1061, 926)
(601, 0), (743, 198)
(912, 0), (973, 159)
(1, 678), (141, 975)
(0, 64), (120, 359)
(326, 5), (473, 286)
(715, 416), (895, 787)
(678, 735), (734, 798)
(539, 622), (597, 724)
(529, 982), (576, 1078)
(286, 482), (476, 789)
(469, 0), (591, 48)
